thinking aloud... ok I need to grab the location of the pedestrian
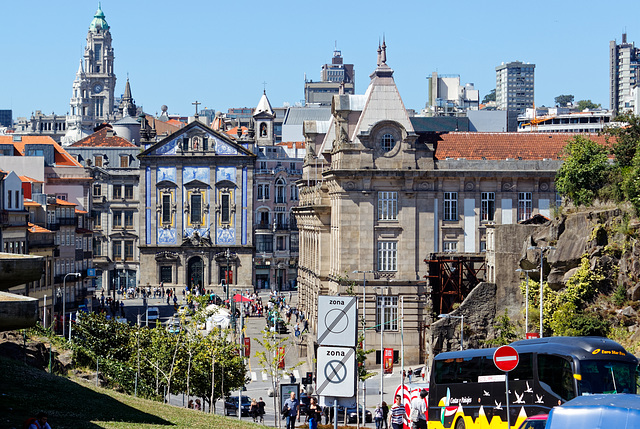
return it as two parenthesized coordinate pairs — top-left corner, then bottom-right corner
(375, 405), (384, 429)
(410, 389), (427, 429)
(302, 319), (309, 334)
(382, 401), (389, 429)
(282, 391), (300, 429)
(195, 399), (201, 411)
(188, 399), (194, 409)
(294, 323), (300, 338)
(389, 394), (404, 429)
(258, 397), (266, 423)
(408, 367), (413, 383)
(323, 406), (332, 425)
(402, 369), (406, 384)
(27, 412), (51, 429)
(307, 396), (320, 429)
(250, 398), (259, 422)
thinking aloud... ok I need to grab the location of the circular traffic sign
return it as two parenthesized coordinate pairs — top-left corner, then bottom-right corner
(324, 360), (347, 383)
(493, 345), (519, 372)
(324, 309), (349, 334)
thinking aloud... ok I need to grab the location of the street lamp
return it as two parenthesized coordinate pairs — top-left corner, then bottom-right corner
(516, 268), (537, 335)
(62, 272), (81, 338)
(438, 313), (464, 350)
(528, 245), (556, 337)
(353, 269), (374, 426)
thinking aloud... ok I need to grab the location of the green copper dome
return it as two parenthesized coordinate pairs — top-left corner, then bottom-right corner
(89, 3), (109, 32)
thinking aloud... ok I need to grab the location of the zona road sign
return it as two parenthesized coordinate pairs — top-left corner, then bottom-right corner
(493, 345), (519, 372)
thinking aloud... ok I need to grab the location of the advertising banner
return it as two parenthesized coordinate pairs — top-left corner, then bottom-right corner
(384, 348), (394, 374)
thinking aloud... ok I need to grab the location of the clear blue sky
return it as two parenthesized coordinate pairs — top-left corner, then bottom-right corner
(2, 0), (640, 120)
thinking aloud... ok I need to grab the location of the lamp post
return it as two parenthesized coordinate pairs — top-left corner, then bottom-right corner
(528, 245), (556, 337)
(516, 268), (537, 335)
(375, 286), (387, 407)
(353, 269), (374, 426)
(62, 272), (81, 338)
(438, 313), (464, 350)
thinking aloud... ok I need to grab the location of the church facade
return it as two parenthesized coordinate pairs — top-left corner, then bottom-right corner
(137, 119), (256, 293)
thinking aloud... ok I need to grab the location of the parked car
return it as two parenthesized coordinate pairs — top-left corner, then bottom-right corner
(546, 394), (640, 429)
(336, 405), (372, 423)
(517, 414), (548, 429)
(165, 318), (181, 334)
(225, 395), (251, 416)
(147, 307), (160, 321)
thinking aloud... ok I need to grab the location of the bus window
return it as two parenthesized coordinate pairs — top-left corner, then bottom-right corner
(579, 360), (637, 394)
(538, 354), (575, 401)
(511, 353), (533, 381)
(434, 356), (483, 383)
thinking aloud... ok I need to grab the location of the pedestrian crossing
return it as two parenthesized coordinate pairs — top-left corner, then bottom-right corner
(249, 370), (299, 382)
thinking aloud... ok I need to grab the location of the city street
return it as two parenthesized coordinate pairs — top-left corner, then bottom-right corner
(116, 290), (421, 427)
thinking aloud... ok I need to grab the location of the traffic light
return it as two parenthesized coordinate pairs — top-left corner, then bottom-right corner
(303, 372), (313, 385)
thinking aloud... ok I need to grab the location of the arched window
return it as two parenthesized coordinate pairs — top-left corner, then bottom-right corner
(275, 178), (286, 204)
(381, 133), (395, 152)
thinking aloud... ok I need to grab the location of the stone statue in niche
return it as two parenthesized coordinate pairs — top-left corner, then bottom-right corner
(260, 123), (267, 137)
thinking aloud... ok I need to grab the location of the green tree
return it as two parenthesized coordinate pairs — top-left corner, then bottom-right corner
(482, 89), (496, 104)
(485, 309), (518, 346)
(554, 94), (574, 107)
(576, 99), (601, 111)
(555, 135), (610, 206)
(606, 113), (640, 168)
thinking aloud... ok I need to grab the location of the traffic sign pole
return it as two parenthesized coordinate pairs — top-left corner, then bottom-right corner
(493, 346), (519, 429)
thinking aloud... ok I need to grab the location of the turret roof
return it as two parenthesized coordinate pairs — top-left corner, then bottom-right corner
(89, 3), (109, 32)
(253, 91), (274, 117)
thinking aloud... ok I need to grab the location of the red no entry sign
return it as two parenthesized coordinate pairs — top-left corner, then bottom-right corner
(493, 345), (519, 372)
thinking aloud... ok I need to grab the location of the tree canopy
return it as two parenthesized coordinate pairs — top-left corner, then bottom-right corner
(482, 89), (496, 104)
(554, 94), (574, 107)
(576, 99), (601, 111)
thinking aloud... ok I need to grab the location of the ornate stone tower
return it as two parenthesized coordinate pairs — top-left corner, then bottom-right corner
(68, 4), (116, 130)
(253, 91), (275, 146)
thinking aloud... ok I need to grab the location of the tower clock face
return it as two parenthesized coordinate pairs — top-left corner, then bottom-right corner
(93, 83), (103, 93)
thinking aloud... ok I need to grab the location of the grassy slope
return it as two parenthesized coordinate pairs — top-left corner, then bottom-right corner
(0, 356), (261, 429)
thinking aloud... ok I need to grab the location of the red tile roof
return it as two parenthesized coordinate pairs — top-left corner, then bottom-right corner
(54, 198), (76, 206)
(19, 175), (43, 183)
(28, 222), (52, 234)
(226, 126), (249, 138)
(23, 200), (40, 207)
(277, 141), (305, 149)
(0, 135), (82, 167)
(75, 208), (88, 214)
(69, 127), (136, 148)
(431, 132), (611, 161)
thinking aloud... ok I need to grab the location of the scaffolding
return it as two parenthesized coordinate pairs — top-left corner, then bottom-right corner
(425, 255), (486, 315)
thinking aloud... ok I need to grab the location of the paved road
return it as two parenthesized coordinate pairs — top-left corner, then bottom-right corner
(117, 290), (420, 427)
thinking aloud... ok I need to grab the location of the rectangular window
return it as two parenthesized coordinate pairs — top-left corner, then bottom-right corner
(113, 210), (122, 228)
(124, 241), (134, 261)
(120, 155), (129, 168)
(257, 184), (264, 200)
(93, 184), (102, 197)
(94, 155), (103, 167)
(377, 241), (397, 271)
(291, 185), (299, 201)
(256, 234), (273, 253)
(112, 241), (122, 260)
(124, 185), (133, 200)
(518, 192), (532, 221)
(221, 193), (230, 223)
(160, 266), (172, 283)
(162, 194), (171, 224)
(191, 193), (202, 224)
(15, 191), (19, 209)
(124, 211), (133, 228)
(94, 44), (101, 62)
(481, 192), (495, 222)
(264, 185), (270, 200)
(276, 236), (286, 251)
(376, 296), (398, 331)
(113, 185), (122, 199)
(378, 191), (398, 220)
(93, 239), (101, 257)
(444, 192), (457, 221)
(7, 190), (11, 209)
(93, 211), (101, 228)
(443, 241), (458, 252)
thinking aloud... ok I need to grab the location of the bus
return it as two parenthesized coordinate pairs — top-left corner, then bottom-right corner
(427, 336), (638, 429)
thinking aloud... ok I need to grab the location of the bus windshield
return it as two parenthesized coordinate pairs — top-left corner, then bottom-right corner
(579, 360), (637, 394)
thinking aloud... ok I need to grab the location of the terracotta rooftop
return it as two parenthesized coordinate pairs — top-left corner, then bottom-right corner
(226, 126), (248, 138)
(69, 126), (136, 148)
(54, 198), (76, 206)
(19, 175), (43, 183)
(430, 132), (611, 161)
(28, 223), (52, 234)
(23, 200), (40, 207)
(75, 208), (88, 214)
(0, 136), (82, 167)
(277, 141), (305, 149)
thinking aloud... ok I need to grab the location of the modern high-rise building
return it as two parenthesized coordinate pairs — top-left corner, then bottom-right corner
(495, 61), (535, 113)
(0, 110), (11, 128)
(304, 48), (355, 106)
(609, 33), (640, 113)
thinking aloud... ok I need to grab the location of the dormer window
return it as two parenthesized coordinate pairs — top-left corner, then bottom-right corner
(381, 133), (395, 152)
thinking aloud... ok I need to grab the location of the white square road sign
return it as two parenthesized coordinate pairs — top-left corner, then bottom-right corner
(317, 295), (357, 347)
(316, 346), (356, 397)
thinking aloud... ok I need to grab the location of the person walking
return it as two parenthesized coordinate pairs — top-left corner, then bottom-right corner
(381, 401), (389, 429)
(410, 389), (428, 429)
(282, 391), (300, 429)
(258, 397), (266, 423)
(250, 398), (259, 422)
(407, 368), (413, 383)
(375, 405), (384, 429)
(307, 396), (320, 429)
(389, 394), (405, 429)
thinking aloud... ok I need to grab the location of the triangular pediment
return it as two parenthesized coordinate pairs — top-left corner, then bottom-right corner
(138, 120), (254, 158)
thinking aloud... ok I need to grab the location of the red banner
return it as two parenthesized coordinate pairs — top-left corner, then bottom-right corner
(525, 332), (540, 339)
(384, 348), (394, 374)
(244, 337), (251, 357)
(278, 346), (286, 369)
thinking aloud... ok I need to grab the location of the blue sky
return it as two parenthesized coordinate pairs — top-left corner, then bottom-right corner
(2, 0), (640, 120)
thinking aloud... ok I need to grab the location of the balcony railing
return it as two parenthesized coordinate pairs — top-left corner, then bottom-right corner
(58, 217), (77, 226)
(254, 222), (271, 230)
